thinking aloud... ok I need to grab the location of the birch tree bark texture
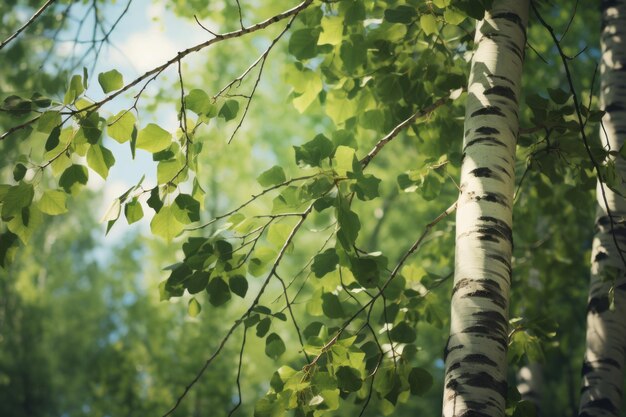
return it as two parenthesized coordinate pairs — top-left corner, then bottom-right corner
(442, 2), (529, 417)
(579, 2), (626, 416)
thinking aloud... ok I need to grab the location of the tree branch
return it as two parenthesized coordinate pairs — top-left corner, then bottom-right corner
(0, 0), (58, 51)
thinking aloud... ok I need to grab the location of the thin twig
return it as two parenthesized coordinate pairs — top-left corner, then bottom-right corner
(162, 202), (315, 417)
(0, 0), (58, 51)
(360, 90), (461, 168)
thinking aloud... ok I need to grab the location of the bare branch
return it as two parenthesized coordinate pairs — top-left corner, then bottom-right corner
(0, 0), (58, 51)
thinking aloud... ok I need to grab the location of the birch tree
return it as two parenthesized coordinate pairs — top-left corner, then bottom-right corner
(579, 1), (626, 416)
(443, 1), (529, 416)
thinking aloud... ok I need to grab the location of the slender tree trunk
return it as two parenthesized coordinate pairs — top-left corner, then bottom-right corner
(578, 2), (626, 416)
(517, 363), (543, 415)
(442, 2), (529, 417)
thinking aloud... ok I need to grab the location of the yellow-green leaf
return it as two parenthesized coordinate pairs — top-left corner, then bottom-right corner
(39, 190), (67, 215)
(420, 14), (438, 35)
(188, 297), (201, 317)
(136, 123), (171, 153)
(98, 69), (124, 93)
(107, 111), (136, 144)
(150, 205), (184, 240)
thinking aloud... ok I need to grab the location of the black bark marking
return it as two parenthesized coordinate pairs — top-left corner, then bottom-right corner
(443, 341), (465, 361)
(464, 136), (507, 151)
(471, 167), (495, 178)
(484, 85), (517, 102)
(463, 353), (498, 367)
(582, 357), (621, 375)
(462, 287), (507, 309)
(473, 310), (507, 325)
(594, 251), (609, 262)
(479, 216), (513, 244)
(605, 102), (625, 113)
(586, 398), (619, 414)
(462, 371), (507, 397)
(472, 192), (509, 207)
(587, 295), (610, 314)
(492, 11), (526, 36)
(476, 126), (500, 135)
(477, 226), (511, 244)
(455, 411), (493, 417)
(488, 74), (514, 85)
(471, 106), (505, 117)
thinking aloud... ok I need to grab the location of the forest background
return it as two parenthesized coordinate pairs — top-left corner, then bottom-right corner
(0, 0), (619, 416)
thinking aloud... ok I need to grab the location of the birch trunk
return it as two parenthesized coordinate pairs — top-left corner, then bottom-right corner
(578, 2), (626, 416)
(443, 2), (529, 416)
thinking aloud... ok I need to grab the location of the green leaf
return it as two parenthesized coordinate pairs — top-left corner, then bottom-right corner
(157, 158), (186, 184)
(98, 69), (124, 93)
(31, 92), (51, 108)
(288, 28), (320, 60)
(389, 321), (416, 343)
(294, 134), (334, 167)
(0, 232), (18, 267)
(351, 174), (381, 201)
(444, 8), (466, 24)
(186, 271), (210, 294)
(451, 0), (493, 19)
(8, 206), (42, 244)
(1, 183), (34, 220)
(150, 205), (185, 240)
(257, 166), (286, 187)
(185, 89), (212, 115)
(336, 196), (361, 250)
(340, 35), (367, 73)
(229, 275), (248, 298)
(13, 164), (26, 182)
(173, 193), (200, 223)
(336, 366), (362, 392)
(147, 187), (163, 213)
(321, 292), (345, 318)
(318, 16), (343, 46)
(136, 123), (172, 153)
(3, 95), (31, 115)
(384, 6), (417, 24)
(420, 14), (438, 35)
(39, 190), (67, 215)
(45, 126), (61, 152)
(59, 164), (89, 193)
(349, 255), (382, 288)
(312, 249), (339, 278)
(265, 333), (286, 359)
(124, 199), (144, 224)
(408, 367), (433, 396)
(100, 199), (121, 235)
(548, 87), (570, 104)
(107, 111), (136, 143)
(87, 145), (115, 179)
(256, 317), (271, 337)
(218, 99), (239, 121)
(63, 74), (84, 104)
(38, 111), (61, 133)
(188, 298), (201, 317)
(207, 277), (231, 306)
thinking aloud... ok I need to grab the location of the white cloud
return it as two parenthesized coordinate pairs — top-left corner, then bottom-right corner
(111, 28), (180, 73)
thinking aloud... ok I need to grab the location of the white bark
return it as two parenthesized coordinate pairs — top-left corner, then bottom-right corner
(579, 2), (626, 416)
(443, 2), (529, 417)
